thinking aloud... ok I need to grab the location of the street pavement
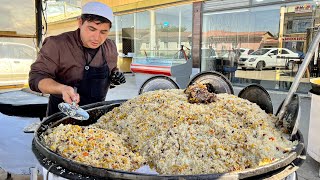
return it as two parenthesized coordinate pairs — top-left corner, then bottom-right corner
(0, 73), (319, 179)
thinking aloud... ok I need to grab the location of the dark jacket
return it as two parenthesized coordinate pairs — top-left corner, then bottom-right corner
(29, 28), (118, 92)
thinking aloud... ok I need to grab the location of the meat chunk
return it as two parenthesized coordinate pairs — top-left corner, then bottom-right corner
(184, 83), (217, 104)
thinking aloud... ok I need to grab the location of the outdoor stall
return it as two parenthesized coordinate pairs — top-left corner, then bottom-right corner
(32, 106), (305, 179)
(32, 72), (305, 180)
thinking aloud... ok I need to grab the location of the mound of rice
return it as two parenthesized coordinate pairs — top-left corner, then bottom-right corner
(43, 124), (145, 171)
(92, 89), (297, 175)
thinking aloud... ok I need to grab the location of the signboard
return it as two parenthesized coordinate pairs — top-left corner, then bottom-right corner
(282, 37), (306, 41)
(294, 4), (312, 13)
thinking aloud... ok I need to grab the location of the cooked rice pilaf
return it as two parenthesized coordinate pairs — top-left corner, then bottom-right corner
(43, 124), (145, 171)
(43, 89), (297, 175)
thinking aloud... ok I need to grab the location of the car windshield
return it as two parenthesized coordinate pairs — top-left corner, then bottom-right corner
(286, 48), (304, 57)
(0, 45), (12, 58)
(0, 44), (36, 59)
(251, 49), (270, 55)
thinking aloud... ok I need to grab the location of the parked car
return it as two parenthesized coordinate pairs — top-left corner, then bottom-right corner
(202, 47), (218, 58)
(0, 42), (37, 86)
(239, 48), (255, 58)
(221, 48), (254, 60)
(238, 48), (300, 70)
(202, 48), (219, 71)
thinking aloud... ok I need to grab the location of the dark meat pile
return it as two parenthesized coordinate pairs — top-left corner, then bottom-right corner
(184, 83), (217, 104)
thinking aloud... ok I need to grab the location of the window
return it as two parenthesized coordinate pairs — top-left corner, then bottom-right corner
(287, 20), (293, 31)
(164, 42), (168, 48)
(134, 11), (150, 57)
(155, 4), (192, 58)
(118, 4), (192, 58)
(292, 18), (312, 33)
(281, 49), (289, 54)
(201, 1), (318, 92)
(0, 43), (36, 59)
(270, 50), (278, 55)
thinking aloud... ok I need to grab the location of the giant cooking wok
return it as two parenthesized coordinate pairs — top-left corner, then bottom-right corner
(32, 98), (305, 179)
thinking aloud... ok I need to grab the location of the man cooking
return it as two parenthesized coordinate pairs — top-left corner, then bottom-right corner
(29, 1), (125, 117)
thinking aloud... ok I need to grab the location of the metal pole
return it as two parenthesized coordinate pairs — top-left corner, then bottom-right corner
(30, 167), (38, 180)
(178, 9), (181, 48)
(277, 29), (320, 122)
(35, 0), (43, 49)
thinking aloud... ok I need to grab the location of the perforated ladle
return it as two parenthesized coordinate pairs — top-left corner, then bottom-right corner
(58, 87), (89, 120)
(276, 94), (300, 140)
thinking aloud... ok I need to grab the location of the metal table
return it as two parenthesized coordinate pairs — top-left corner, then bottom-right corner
(0, 88), (48, 120)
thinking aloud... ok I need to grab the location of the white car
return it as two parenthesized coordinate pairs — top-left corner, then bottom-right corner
(238, 48), (254, 58)
(221, 48), (254, 59)
(0, 42), (37, 86)
(202, 48), (218, 58)
(238, 48), (300, 70)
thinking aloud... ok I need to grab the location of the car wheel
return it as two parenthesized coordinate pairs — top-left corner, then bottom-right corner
(256, 61), (264, 71)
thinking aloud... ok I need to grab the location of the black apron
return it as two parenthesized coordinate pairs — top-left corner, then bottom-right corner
(46, 46), (110, 117)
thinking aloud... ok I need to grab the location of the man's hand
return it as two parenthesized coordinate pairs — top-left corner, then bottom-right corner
(38, 78), (80, 104)
(61, 85), (80, 105)
(110, 71), (126, 85)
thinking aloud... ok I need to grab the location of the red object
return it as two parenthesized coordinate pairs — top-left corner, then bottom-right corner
(131, 63), (172, 76)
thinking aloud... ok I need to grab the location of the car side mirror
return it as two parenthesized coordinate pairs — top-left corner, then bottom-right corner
(268, 53), (275, 56)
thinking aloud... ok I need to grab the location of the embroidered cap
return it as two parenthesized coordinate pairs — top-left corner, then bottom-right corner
(82, 2), (113, 22)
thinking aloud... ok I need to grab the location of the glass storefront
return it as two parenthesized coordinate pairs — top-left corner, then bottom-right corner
(114, 4), (192, 59)
(154, 5), (192, 58)
(133, 11), (150, 57)
(202, 0), (320, 92)
(113, 13), (134, 54)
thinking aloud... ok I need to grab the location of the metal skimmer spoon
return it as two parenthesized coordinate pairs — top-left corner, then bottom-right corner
(276, 94), (301, 140)
(58, 87), (89, 120)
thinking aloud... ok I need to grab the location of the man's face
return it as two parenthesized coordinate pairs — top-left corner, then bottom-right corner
(78, 19), (110, 49)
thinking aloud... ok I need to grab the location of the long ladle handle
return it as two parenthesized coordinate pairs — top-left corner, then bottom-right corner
(277, 29), (320, 122)
(71, 87), (78, 110)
